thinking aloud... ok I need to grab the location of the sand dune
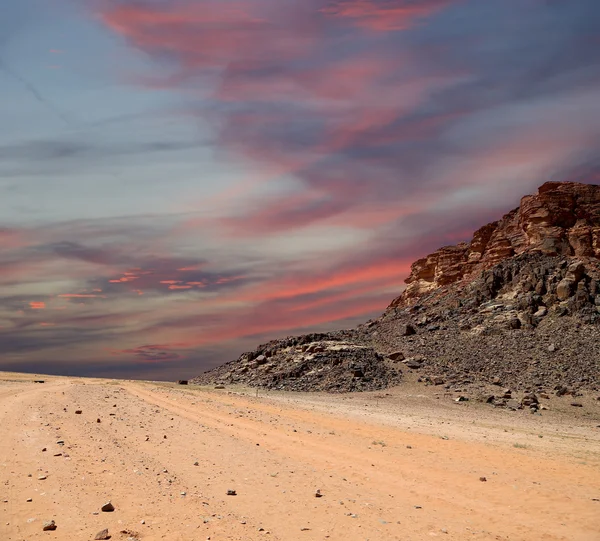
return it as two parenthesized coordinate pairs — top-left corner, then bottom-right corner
(1, 373), (599, 540)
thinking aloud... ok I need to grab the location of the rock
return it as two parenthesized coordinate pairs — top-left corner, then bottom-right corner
(556, 386), (569, 397)
(38, 475), (47, 480)
(556, 279), (574, 300)
(26, 498), (32, 502)
(403, 325), (417, 336)
(227, 489), (237, 496)
(101, 502), (115, 512)
(506, 399), (522, 410)
(43, 520), (57, 531)
(177, 380), (188, 385)
(534, 307), (548, 318)
(95, 528), (111, 540)
(492, 377), (502, 385)
(479, 477), (487, 482)
(387, 351), (405, 361)
(432, 376), (445, 386)
(455, 396), (469, 402)
(547, 343), (557, 352)
(570, 402), (583, 407)
(406, 358), (423, 369)
(75, 410), (82, 414)
(97, 418), (101, 423)
(315, 489), (323, 498)
(508, 318), (522, 329)
(254, 355), (267, 364)
(214, 385), (225, 389)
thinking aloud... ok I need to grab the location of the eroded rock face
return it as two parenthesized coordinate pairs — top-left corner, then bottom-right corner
(390, 182), (600, 307)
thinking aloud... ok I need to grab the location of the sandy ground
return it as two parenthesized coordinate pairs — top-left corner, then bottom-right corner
(1, 372), (599, 541)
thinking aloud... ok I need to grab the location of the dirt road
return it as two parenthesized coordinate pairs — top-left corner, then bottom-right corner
(1, 373), (599, 540)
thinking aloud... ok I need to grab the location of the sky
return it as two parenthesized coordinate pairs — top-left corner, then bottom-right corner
(0, 0), (599, 380)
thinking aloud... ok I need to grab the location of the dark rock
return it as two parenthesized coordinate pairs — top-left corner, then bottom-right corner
(227, 489), (237, 496)
(43, 520), (57, 531)
(75, 410), (82, 414)
(570, 402), (583, 407)
(177, 380), (188, 385)
(403, 324), (417, 336)
(101, 502), (115, 512)
(387, 351), (405, 361)
(508, 318), (522, 330)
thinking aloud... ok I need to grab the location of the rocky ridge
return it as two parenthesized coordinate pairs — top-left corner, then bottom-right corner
(193, 182), (600, 398)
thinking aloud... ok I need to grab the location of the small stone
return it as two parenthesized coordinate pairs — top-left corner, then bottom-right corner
(26, 498), (33, 502)
(315, 489), (323, 498)
(194, 461), (199, 466)
(140, 520), (145, 524)
(97, 418), (101, 423)
(570, 402), (583, 408)
(101, 501), (115, 512)
(75, 410), (82, 414)
(43, 520), (57, 531)
(94, 528), (110, 540)
(42, 447), (47, 452)
(387, 351), (405, 361)
(547, 343), (556, 352)
(479, 477), (487, 482)
(38, 475), (47, 480)
(226, 489), (237, 496)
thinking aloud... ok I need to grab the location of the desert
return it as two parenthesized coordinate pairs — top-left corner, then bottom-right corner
(1, 371), (599, 541)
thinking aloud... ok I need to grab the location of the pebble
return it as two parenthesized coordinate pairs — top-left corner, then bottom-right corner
(315, 489), (323, 498)
(26, 498), (33, 502)
(479, 477), (487, 482)
(226, 489), (237, 496)
(42, 520), (57, 531)
(101, 501), (115, 512)
(38, 475), (47, 480)
(75, 410), (82, 414)
(95, 528), (110, 540)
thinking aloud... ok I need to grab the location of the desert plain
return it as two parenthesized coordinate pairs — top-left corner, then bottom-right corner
(1, 371), (599, 541)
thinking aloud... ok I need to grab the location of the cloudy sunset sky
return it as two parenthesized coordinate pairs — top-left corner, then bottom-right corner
(1, 0), (599, 379)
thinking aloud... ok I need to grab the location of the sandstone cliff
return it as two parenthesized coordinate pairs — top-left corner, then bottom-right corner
(390, 182), (600, 307)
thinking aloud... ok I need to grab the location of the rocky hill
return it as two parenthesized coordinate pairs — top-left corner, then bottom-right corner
(192, 181), (600, 400)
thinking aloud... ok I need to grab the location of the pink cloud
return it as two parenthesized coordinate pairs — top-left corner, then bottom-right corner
(321, 0), (458, 31)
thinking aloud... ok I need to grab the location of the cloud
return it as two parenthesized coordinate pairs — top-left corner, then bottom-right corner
(321, 0), (458, 31)
(112, 344), (183, 363)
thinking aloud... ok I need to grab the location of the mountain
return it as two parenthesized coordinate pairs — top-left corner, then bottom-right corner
(192, 182), (600, 400)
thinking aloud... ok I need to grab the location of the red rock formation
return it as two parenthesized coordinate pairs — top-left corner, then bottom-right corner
(390, 181), (600, 307)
